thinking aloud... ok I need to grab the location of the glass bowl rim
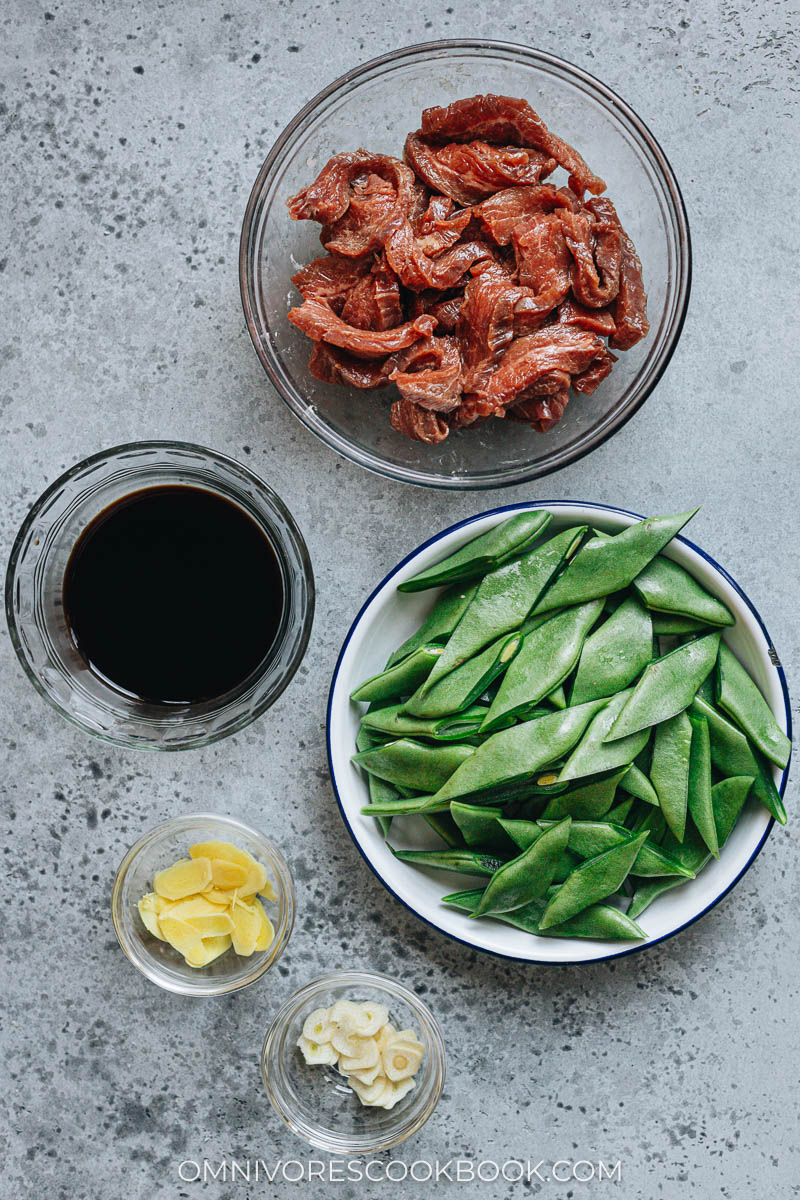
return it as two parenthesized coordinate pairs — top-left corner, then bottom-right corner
(326, 500), (791, 965)
(5, 438), (315, 750)
(111, 810), (296, 996)
(239, 37), (692, 490)
(261, 968), (447, 1153)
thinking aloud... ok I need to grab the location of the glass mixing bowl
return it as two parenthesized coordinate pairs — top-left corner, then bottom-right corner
(261, 971), (446, 1153)
(6, 441), (314, 749)
(240, 39), (691, 489)
(112, 813), (295, 996)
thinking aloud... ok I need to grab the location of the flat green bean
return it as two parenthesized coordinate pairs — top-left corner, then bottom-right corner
(398, 510), (552, 593)
(533, 510), (698, 614)
(472, 818), (572, 916)
(559, 690), (650, 782)
(418, 526), (586, 694)
(715, 642), (791, 769)
(430, 699), (607, 804)
(570, 595), (654, 705)
(387, 582), (478, 667)
(352, 738), (475, 792)
(481, 599), (603, 731)
(351, 644), (443, 703)
(632, 555), (734, 627)
(539, 831), (649, 928)
(403, 631), (522, 719)
(687, 714), (719, 858)
(606, 632), (721, 741)
(690, 695), (786, 824)
(650, 711), (693, 842)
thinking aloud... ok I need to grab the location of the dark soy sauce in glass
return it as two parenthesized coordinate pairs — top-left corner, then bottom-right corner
(63, 486), (284, 703)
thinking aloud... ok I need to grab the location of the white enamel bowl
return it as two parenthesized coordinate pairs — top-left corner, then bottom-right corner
(327, 502), (791, 964)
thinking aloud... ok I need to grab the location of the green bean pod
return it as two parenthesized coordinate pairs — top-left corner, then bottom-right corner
(387, 582), (478, 667)
(715, 642), (791, 769)
(418, 526), (587, 695)
(605, 632), (721, 742)
(398, 510), (552, 593)
(570, 595), (654, 705)
(539, 831), (650, 928)
(389, 846), (506, 876)
(403, 631), (523, 719)
(632, 555), (734, 627)
(472, 818), (572, 916)
(351, 644), (443, 703)
(442, 888), (646, 940)
(559, 690), (650, 782)
(687, 714), (719, 857)
(539, 768), (628, 820)
(650, 711), (693, 842)
(533, 510), (698, 614)
(537, 820), (694, 878)
(352, 738), (475, 792)
(690, 695), (786, 824)
(480, 599), (603, 731)
(430, 699), (607, 805)
(450, 801), (517, 855)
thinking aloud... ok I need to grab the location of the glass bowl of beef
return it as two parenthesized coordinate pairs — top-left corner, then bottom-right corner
(240, 40), (690, 490)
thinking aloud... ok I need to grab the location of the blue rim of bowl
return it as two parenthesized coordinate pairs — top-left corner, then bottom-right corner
(327, 501), (791, 965)
(239, 39), (692, 491)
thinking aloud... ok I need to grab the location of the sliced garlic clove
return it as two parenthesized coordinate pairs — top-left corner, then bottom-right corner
(338, 1038), (380, 1074)
(348, 1002), (390, 1038)
(350, 1074), (393, 1107)
(381, 1034), (425, 1082)
(381, 1077), (416, 1110)
(302, 1008), (333, 1044)
(344, 1060), (383, 1086)
(375, 1022), (397, 1052)
(331, 1025), (374, 1060)
(297, 1036), (338, 1066)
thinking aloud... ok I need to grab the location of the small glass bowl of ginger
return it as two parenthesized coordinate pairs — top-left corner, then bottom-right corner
(112, 813), (295, 995)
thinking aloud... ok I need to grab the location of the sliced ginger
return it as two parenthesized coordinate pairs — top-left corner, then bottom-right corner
(139, 839), (276, 968)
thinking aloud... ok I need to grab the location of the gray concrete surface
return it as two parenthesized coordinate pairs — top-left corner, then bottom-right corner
(2, 1), (798, 1197)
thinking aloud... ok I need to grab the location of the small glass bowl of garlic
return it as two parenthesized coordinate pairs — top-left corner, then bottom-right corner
(261, 971), (446, 1153)
(112, 814), (294, 995)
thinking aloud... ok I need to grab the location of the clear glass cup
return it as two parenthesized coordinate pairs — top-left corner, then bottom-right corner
(111, 813), (295, 996)
(5, 441), (314, 749)
(240, 39), (691, 489)
(261, 971), (446, 1153)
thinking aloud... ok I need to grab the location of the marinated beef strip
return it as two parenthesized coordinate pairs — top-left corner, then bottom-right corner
(405, 132), (556, 205)
(291, 254), (373, 308)
(340, 256), (403, 330)
(512, 214), (572, 310)
(457, 271), (528, 392)
(288, 297), (436, 358)
(572, 348), (617, 394)
(408, 291), (464, 332)
(557, 296), (616, 337)
(560, 205), (622, 308)
(288, 150), (416, 225)
(420, 94), (606, 197)
(508, 389), (571, 432)
(390, 335), (463, 413)
(385, 222), (492, 291)
(480, 325), (607, 412)
(390, 397), (450, 443)
(286, 93), (647, 442)
(475, 184), (576, 246)
(309, 343), (394, 389)
(609, 229), (649, 349)
(412, 197), (474, 255)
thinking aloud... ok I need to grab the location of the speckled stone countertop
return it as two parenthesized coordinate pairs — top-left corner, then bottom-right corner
(2, 2), (798, 1197)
